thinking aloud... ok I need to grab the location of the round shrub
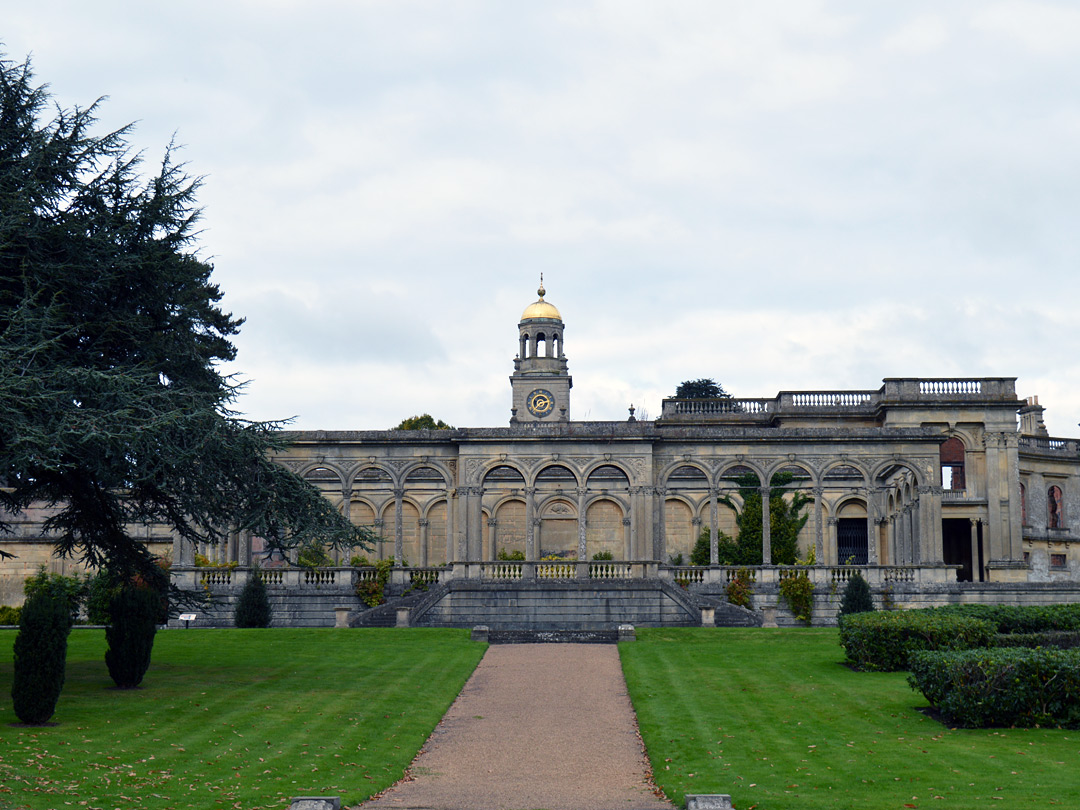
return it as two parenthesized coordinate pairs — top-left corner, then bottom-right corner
(234, 573), (273, 628)
(839, 572), (874, 618)
(105, 587), (160, 688)
(11, 592), (72, 724)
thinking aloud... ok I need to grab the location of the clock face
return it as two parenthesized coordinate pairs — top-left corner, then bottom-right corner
(526, 389), (555, 418)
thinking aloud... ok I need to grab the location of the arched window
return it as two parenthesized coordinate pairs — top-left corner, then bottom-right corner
(1048, 485), (1064, 529)
(940, 437), (966, 490)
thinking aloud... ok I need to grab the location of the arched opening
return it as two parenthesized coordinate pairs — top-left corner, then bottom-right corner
(837, 500), (868, 566)
(1049, 485), (1064, 529)
(586, 499), (625, 559)
(538, 498), (576, 558)
(426, 500), (448, 566)
(940, 437), (966, 490)
(494, 499), (526, 559)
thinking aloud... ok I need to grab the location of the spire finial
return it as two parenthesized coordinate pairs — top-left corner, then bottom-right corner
(538, 273), (545, 300)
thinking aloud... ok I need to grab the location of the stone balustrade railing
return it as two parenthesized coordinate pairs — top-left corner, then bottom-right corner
(665, 564), (960, 586)
(175, 561), (962, 593)
(661, 377), (1018, 421)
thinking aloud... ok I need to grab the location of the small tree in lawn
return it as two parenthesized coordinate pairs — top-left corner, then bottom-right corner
(234, 573), (272, 628)
(839, 572), (874, 618)
(105, 587), (160, 688)
(11, 592), (72, 724)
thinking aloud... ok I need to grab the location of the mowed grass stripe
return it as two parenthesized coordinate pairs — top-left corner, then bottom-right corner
(621, 627), (1080, 810)
(0, 628), (485, 810)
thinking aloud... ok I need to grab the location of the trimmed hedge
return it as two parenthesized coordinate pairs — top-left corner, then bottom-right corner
(924, 603), (1080, 634)
(994, 631), (1080, 650)
(839, 611), (994, 671)
(908, 647), (1080, 728)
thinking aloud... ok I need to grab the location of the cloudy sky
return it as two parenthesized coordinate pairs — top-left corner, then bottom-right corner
(6, 2), (1080, 434)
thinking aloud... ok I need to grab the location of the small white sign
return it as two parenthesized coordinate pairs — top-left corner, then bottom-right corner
(178, 613), (197, 621)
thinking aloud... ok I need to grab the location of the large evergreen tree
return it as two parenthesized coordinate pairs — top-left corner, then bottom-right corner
(715, 472), (812, 565)
(0, 53), (373, 585)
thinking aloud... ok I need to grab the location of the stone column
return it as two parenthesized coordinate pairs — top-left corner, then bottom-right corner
(393, 489), (405, 565)
(417, 518), (429, 567)
(533, 517), (543, 558)
(487, 518), (498, 561)
(970, 518), (981, 582)
(827, 517), (838, 565)
(709, 488), (719, 565)
(984, 432), (1005, 563)
(888, 514), (896, 566)
(866, 487), (879, 564)
(813, 486), (824, 564)
(524, 487), (536, 559)
(373, 518), (386, 561)
(1003, 433), (1023, 560)
(760, 486), (772, 565)
(468, 487), (484, 562)
(919, 485), (942, 564)
(691, 516), (703, 562)
(623, 517), (632, 561)
(445, 488), (456, 565)
(656, 487), (667, 562)
(577, 488), (588, 560)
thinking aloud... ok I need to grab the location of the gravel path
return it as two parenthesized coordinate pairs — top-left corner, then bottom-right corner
(357, 643), (674, 810)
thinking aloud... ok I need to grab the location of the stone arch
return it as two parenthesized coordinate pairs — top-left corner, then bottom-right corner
(482, 463), (527, 488)
(871, 458), (926, 489)
(381, 498), (423, 564)
(302, 464), (345, 487)
(533, 463), (580, 489)
(660, 460), (711, 486)
(715, 461), (766, 490)
(424, 498), (449, 566)
(663, 494), (697, 564)
(820, 460), (871, 487)
(403, 463), (452, 488)
(585, 463), (632, 490)
(537, 495), (577, 558)
(491, 497), (527, 560)
(350, 465), (395, 502)
(764, 460), (818, 488)
(586, 497), (626, 560)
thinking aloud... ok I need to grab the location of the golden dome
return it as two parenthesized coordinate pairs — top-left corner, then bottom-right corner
(520, 279), (562, 321)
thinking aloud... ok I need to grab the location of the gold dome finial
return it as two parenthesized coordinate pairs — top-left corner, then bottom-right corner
(521, 274), (561, 321)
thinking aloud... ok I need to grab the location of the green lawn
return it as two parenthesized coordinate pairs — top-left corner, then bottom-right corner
(0, 628), (486, 810)
(621, 627), (1080, 810)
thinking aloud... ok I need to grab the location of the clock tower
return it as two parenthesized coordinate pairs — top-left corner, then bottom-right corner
(511, 278), (572, 424)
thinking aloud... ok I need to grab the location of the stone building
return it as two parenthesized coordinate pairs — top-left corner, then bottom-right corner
(4, 283), (1080, 624)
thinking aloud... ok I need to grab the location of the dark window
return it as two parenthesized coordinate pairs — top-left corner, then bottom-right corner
(1051, 553), (1067, 568)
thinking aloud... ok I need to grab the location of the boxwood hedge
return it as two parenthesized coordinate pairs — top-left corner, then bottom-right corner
(839, 611), (994, 671)
(921, 603), (1080, 634)
(908, 647), (1080, 728)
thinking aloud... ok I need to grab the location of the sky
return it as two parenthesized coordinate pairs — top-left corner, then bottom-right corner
(6, 2), (1080, 435)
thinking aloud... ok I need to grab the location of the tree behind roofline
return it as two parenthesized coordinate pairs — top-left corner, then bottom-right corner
(0, 52), (375, 588)
(673, 378), (731, 399)
(394, 414), (454, 430)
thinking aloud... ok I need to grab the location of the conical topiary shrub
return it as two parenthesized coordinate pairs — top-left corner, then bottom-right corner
(234, 573), (272, 628)
(839, 572), (875, 618)
(105, 587), (160, 688)
(12, 592), (72, 724)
